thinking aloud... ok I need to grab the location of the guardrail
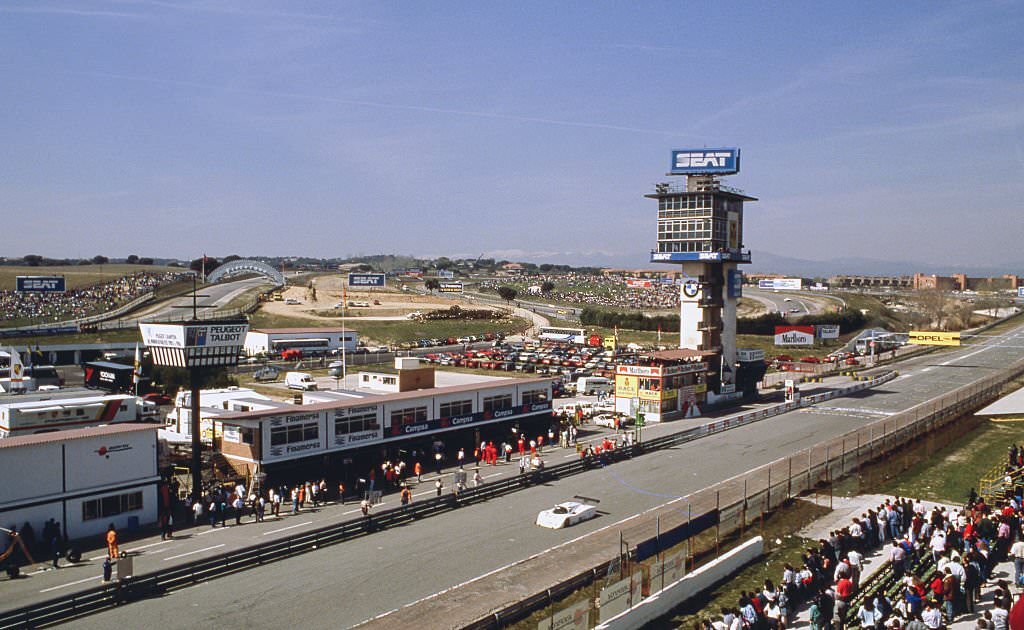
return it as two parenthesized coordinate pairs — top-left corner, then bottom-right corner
(0, 371), (897, 629)
(453, 360), (1024, 630)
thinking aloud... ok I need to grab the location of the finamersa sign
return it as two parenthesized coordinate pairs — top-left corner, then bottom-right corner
(908, 331), (961, 347)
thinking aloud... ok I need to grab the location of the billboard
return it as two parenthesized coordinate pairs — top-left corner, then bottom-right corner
(758, 279), (775, 290)
(140, 321), (248, 368)
(774, 325), (815, 346)
(681, 279), (701, 302)
(437, 270), (455, 279)
(1018, 287), (1024, 298)
(438, 282), (463, 293)
(347, 273), (386, 287)
(626, 279), (652, 288)
(16, 276), (65, 293)
(669, 148), (740, 175)
(816, 324), (840, 339)
(908, 331), (961, 347)
(727, 269), (743, 298)
(757, 278), (802, 291)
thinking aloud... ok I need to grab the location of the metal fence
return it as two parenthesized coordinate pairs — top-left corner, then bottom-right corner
(466, 357), (1024, 630)
(0, 364), (1015, 629)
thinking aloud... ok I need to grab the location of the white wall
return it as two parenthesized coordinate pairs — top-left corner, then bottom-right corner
(64, 431), (158, 493)
(596, 537), (763, 630)
(0, 442), (63, 504)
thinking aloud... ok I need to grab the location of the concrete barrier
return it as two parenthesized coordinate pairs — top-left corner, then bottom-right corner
(595, 536), (764, 630)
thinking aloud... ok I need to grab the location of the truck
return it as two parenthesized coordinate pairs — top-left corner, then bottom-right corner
(82, 361), (136, 393)
(575, 376), (613, 396)
(285, 372), (318, 391)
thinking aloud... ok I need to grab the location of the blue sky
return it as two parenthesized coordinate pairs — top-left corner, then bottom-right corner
(1, 1), (1022, 269)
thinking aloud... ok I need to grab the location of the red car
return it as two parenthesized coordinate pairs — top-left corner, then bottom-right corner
(143, 392), (173, 406)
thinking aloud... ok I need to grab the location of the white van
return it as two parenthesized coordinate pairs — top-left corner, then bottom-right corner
(285, 372), (318, 391)
(576, 376), (613, 396)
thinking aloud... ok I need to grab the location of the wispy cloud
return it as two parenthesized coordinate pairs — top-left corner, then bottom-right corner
(0, 4), (148, 19)
(85, 71), (692, 137)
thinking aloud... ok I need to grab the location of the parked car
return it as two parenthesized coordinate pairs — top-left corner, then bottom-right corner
(253, 366), (281, 382)
(142, 392), (172, 406)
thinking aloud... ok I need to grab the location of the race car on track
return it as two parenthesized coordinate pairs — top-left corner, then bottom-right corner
(536, 499), (599, 529)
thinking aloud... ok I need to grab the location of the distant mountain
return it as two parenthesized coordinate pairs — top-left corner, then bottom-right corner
(748, 251), (1024, 278)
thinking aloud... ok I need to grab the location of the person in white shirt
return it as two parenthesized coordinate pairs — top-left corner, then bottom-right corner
(921, 602), (943, 629)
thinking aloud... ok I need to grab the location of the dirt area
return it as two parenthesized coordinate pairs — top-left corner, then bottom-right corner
(260, 277), (498, 323)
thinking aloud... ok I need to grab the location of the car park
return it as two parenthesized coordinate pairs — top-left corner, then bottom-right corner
(536, 500), (599, 529)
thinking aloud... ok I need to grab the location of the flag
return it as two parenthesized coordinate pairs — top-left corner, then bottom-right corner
(9, 347), (24, 382)
(133, 343), (142, 386)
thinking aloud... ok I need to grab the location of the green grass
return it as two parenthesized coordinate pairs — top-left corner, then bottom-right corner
(872, 418), (1024, 504)
(835, 292), (905, 329)
(0, 264), (182, 291)
(0, 328), (143, 346)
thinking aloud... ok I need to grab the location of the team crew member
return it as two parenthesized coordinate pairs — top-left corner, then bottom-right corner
(105, 524), (119, 559)
(401, 486), (412, 506)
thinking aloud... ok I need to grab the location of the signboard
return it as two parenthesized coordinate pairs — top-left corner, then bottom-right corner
(727, 269), (743, 298)
(773, 278), (803, 291)
(140, 321), (248, 368)
(1018, 287), (1024, 298)
(816, 324), (841, 339)
(347, 273), (386, 287)
(665, 550), (686, 584)
(758, 279), (775, 290)
(547, 600), (589, 630)
(437, 270), (455, 279)
(681, 279), (701, 302)
(626, 279), (653, 288)
(16, 276), (65, 293)
(908, 331), (961, 346)
(615, 375), (638, 399)
(669, 148), (740, 175)
(438, 282), (463, 293)
(736, 348), (765, 362)
(602, 336), (617, 351)
(774, 325), (815, 346)
(599, 576), (633, 621)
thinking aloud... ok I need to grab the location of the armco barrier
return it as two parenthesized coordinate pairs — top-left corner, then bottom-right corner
(449, 360), (1024, 630)
(0, 369), (902, 629)
(594, 537), (764, 630)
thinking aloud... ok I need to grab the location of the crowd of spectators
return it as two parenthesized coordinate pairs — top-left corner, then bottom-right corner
(0, 271), (189, 324)
(706, 489), (1024, 630)
(482, 274), (681, 310)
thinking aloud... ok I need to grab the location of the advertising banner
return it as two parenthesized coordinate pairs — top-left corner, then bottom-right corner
(774, 325), (815, 346)
(438, 282), (463, 293)
(626, 279), (653, 288)
(347, 273), (386, 287)
(681, 279), (701, 302)
(908, 331), (961, 346)
(737, 348), (765, 362)
(665, 550), (686, 584)
(615, 375), (638, 399)
(669, 148), (740, 175)
(546, 599), (590, 630)
(140, 322), (248, 349)
(437, 270), (455, 279)
(816, 324), (840, 339)
(599, 576), (632, 621)
(1018, 287), (1024, 298)
(773, 278), (803, 291)
(16, 276), (65, 293)
(758, 279), (775, 290)
(727, 269), (743, 298)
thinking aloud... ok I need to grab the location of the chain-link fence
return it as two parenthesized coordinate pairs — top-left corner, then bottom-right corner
(489, 356), (1024, 630)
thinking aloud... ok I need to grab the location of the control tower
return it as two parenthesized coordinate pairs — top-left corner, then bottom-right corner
(648, 148), (757, 398)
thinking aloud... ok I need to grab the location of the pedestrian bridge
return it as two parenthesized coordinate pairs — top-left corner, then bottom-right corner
(206, 260), (285, 286)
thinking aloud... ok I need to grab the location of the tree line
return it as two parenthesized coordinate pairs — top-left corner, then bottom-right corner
(579, 307), (867, 335)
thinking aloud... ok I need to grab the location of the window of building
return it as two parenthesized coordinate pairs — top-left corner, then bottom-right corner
(522, 390), (548, 405)
(270, 422), (319, 446)
(483, 394), (513, 413)
(82, 491), (144, 521)
(390, 406), (427, 426)
(383, 377), (396, 385)
(439, 399), (473, 417)
(335, 410), (380, 435)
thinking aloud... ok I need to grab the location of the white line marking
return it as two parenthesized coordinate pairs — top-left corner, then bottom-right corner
(261, 521), (312, 536)
(196, 526), (231, 535)
(164, 544), (224, 561)
(40, 574), (102, 593)
(125, 539), (174, 553)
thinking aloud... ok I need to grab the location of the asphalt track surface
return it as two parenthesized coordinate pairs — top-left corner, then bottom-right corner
(120, 277), (271, 323)
(49, 323), (1024, 628)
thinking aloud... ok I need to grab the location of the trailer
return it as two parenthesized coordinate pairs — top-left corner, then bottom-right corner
(83, 361), (136, 393)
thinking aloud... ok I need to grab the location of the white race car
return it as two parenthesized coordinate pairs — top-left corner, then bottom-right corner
(536, 501), (598, 529)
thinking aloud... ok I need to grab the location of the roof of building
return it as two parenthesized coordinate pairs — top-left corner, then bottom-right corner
(642, 349), (713, 362)
(976, 386), (1024, 417)
(218, 377), (552, 422)
(249, 328), (358, 334)
(0, 393), (134, 410)
(0, 423), (158, 449)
